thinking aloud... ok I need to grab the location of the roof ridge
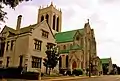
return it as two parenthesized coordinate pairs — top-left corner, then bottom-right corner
(100, 58), (111, 59)
(6, 26), (16, 30)
(20, 23), (37, 29)
(4, 23), (37, 31)
(57, 28), (84, 34)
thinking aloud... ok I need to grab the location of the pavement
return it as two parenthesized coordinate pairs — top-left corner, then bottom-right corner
(0, 75), (97, 81)
(1, 75), (120, 81)
(41, 75), (100, 81)
(61, 75), (120, 81)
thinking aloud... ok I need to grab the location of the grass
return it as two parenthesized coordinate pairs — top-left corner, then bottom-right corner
(43, 73), (61, 77)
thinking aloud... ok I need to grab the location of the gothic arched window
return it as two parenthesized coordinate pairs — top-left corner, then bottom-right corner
(41, 15), (44, 22)
(63, 45), (66, 50)
(66, 55), (68, 68)
(53, 15), (56, 30)
(59, 56), (62, 68)
(76, 36), (79, 41)
(56, 17), (59, 32)
(46, 14), (49, 24)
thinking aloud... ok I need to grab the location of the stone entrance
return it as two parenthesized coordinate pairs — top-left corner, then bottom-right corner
(72, 61), (77, 69)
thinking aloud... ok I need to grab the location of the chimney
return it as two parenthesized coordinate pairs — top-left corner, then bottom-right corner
(16, 15), (22, 31)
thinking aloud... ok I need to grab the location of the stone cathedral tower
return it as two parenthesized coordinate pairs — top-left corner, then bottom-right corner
(37, 2), (62, 33)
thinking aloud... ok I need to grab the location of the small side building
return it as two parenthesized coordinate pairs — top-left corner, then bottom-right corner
(100, 58), (113, 75)
(91, 56), (103, 75)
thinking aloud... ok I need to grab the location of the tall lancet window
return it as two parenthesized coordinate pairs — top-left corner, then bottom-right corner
(53, 15), (56, 30)
(46, 14), (49, 24)
(66, 55), (68, 68)
(41, 15), (44, 22)
(56, 17), (59, 32)
(59, 56), (62, 68)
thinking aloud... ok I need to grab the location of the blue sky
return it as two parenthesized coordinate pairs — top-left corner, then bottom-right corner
(1, 0), (120, 66)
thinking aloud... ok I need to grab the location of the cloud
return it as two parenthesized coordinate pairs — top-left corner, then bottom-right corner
(3, 4), (39, 29)
(98, 0), (120, 4)
(89, 13), (107, 24)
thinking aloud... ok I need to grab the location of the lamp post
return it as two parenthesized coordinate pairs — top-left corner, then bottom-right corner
(89, 52), (91, 77)
(88, 38), (92, 77)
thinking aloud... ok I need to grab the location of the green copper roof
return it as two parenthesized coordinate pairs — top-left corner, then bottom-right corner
(71, 44), (82, 50)
(55, 29), (84, 43)
(100, 58), (110, 64)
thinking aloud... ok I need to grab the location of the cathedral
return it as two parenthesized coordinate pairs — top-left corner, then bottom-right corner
(0, 2), (102, 75)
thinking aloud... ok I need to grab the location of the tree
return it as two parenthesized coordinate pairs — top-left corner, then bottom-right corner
(112, 64), (118, 75)
(113, 64), (117, 68)
(0, 0), (31, 22)
(117, 66), (120, 74)
(43, 44), (59, 75)
(102, 64), (108, 75)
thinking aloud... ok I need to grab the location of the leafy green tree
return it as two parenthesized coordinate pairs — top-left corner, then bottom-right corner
(43, 44), (59, 75)
(0, 0), (31, 22)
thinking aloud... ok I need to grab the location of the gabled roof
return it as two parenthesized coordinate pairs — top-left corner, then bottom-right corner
(1, 26), (16, 34)
(55, 29), (84, 43)
(20, 24), (37, 34)
(1, 24), (37, 35)
(1, 20), (55, 39)
(100, 58), (111, 64)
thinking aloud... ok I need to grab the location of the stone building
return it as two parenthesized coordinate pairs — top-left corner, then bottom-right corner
(0, 2), (61, 73)
(91, 56), (103, 75)
(0, 2), (101, 74)
(0, 34), (5, 67)
(55, 20), (102, 75)
(100, 58), (113, 75)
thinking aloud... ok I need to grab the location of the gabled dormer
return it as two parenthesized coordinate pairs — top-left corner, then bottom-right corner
(73, 30), (83, 47)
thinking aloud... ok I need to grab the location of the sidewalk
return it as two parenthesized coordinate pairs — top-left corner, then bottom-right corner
(41, 75), (100, 81)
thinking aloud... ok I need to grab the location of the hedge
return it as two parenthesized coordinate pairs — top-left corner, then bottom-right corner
(72, 69), (83, 76)
(0, 67), (39, 80)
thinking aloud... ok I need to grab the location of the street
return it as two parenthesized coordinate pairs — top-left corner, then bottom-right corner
(53, 75), (120, 81)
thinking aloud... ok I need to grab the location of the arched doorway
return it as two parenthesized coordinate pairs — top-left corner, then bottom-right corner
(72, 61), (77, 69)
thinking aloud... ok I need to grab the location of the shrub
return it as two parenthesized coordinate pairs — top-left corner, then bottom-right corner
(21, 72), (39, 80)
(59, 69), (65, 75)
(72, 69), (83, 76)
(109, 70), (114, 75)
(66, 70), (72, 76)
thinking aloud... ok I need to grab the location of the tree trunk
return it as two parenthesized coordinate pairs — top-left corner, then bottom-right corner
(46, 66), (48, 74)
(49, 68), (51, 75)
